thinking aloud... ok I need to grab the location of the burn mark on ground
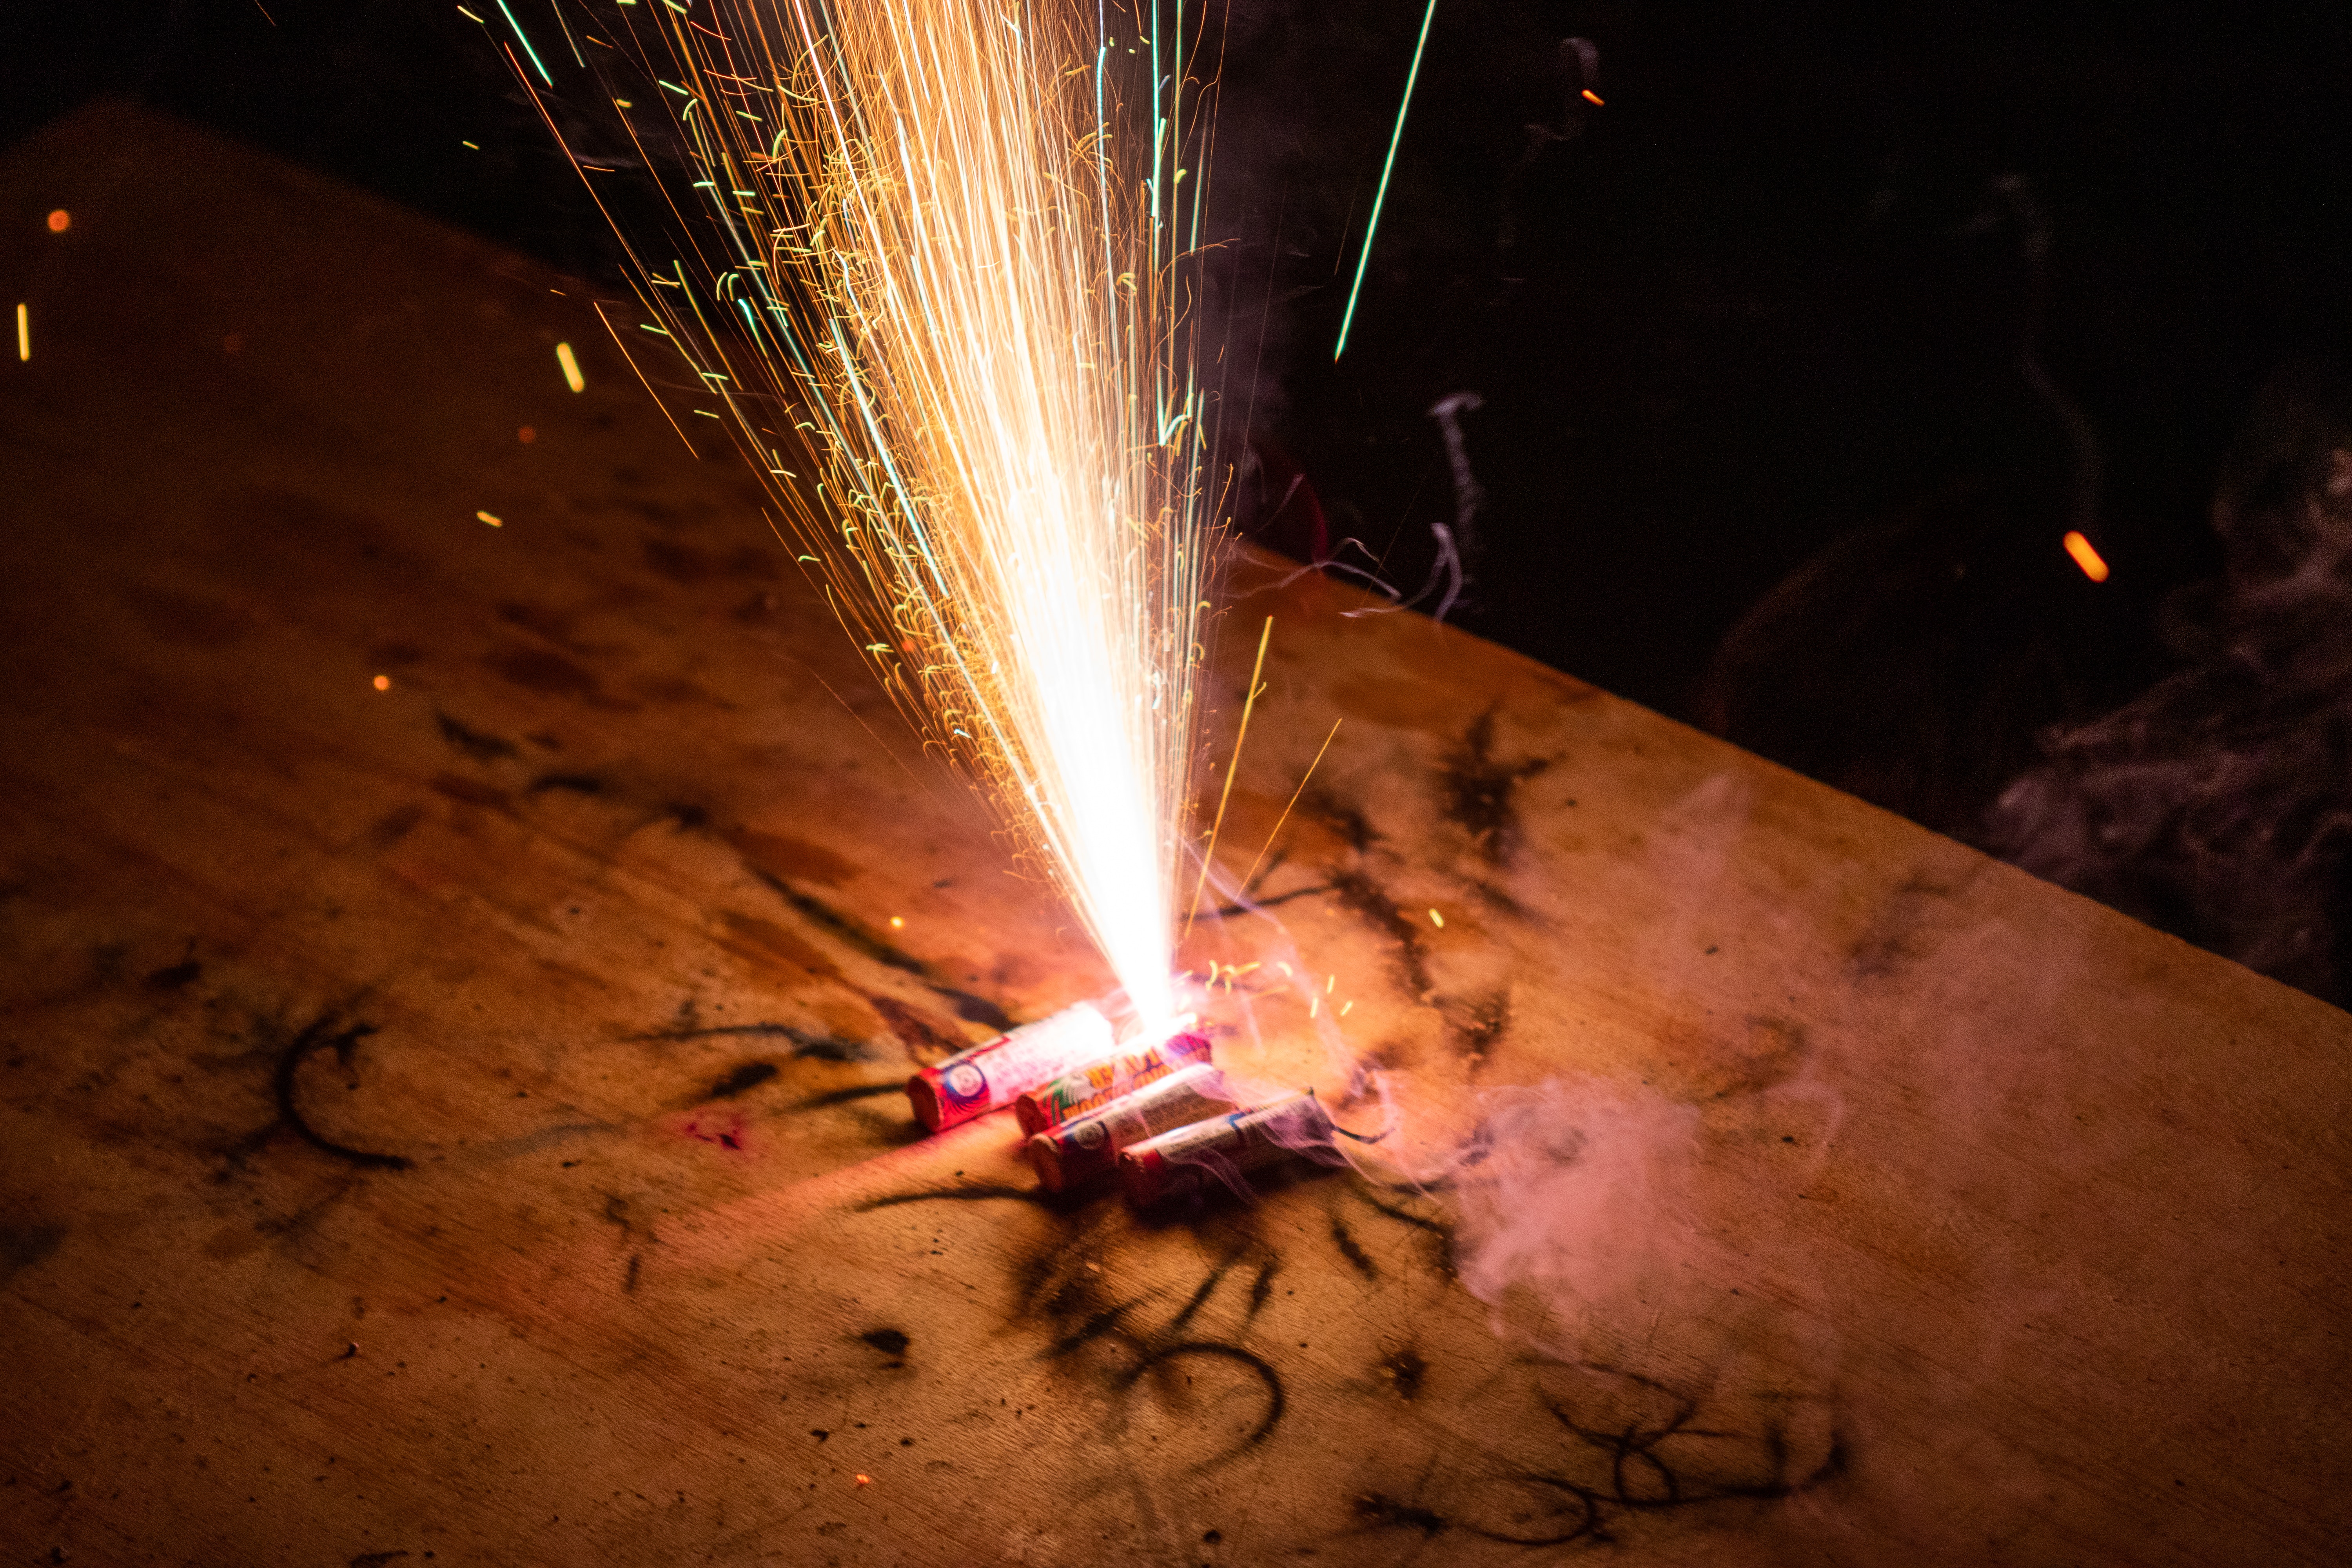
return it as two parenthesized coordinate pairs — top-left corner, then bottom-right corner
(0, 1222), (66, 1289)
(1351, 1363), (1845, 1550)
(1248, 1257), (1279, 1318)
(528, 772), (605, 795)
(624, 1253), (641, 1293)
(435, 711), (518, 762)
(744, 866), (1013, 1029)
(274, 1016), (410, 1171)
(144, 957), (203, 991)
(1437, 989), (1511, 1065)
(1440, 710), (1554, 866)
(865, 993), (965, 1063)
(795, 1081), (907, 1110)
(726, 828), (857, 888)
(1305, 789), (1381, 855)
(368, 804), (427, 849)
(488, 646), (605, 701)
(1355, 1493), (1450, 1537)
(1847, 869), (1971, 980)
(859, 1327), (911, 1356)
(642, 537), (715, 584)
(1328, 1215), (1379, 1280)
(717, 911), (841, 980)
(495, 600), (586, 648)
(706, 1061), (779, 1100)
(1381, 1347), (1427, 1400)
(1707, 1016), (1809, 1098)
(1045, 1300), (1145, 1359)
(1210, 881), (1334, 920)
(631, 1020), (871, 1062)
(1327, 869), (1432, 995)
(1167, 1263), (1232, 1333)
(855, 1184), (1055, 1211)
(929, 987), (1015, 1031)
(1124, 1343), (1285, 1447)
(750, 872), (918, 973)
(347, 1551), (411, 1568)
(1469, 879), (1532, 920)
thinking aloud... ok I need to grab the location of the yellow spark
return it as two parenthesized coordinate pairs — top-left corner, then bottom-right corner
(1187, 617), (1272, 933)
(477, 510), (503, 527)
(1339, 1000), (1355, 1018)
(555, 341), (585, 392)
(889, 915), (905, 929)
(544, 0), (1218, 1034)
(1428, 908), (1444, 928)
(13, 303), (25, 361)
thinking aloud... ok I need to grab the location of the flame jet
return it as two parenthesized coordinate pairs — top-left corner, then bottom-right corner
(551, 0), (1221, 1033)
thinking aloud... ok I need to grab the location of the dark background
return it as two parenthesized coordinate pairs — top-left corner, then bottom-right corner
(9, 0), (2352, 840)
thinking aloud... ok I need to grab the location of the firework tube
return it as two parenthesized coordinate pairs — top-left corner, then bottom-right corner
(1027, 1064), (1238, 1193)
(1014, 1030), (1214, 1136)
(906, 1002), (1116, 1133)
(1118, 1090), (1336, 1206)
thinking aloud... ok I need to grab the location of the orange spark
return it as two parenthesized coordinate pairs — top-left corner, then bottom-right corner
(555, 341), (584, 393)
(372, 675), (392, 691)
(1581, 89), (1605, 105)
(46, 209), (70, 233)
(477, 510), (503, 528)
(2062, 530), (2109, 582)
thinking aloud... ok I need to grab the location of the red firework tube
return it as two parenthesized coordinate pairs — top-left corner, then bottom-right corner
(1013, 1030), (1213, 1136)
(1118, 1090), (1336, 1206)
(1027, 1064), (1238, 1193)
(905, 1002), (1115, 1133)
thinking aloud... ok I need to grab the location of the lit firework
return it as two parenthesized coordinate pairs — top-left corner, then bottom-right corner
(529, 0), (1221, 1033)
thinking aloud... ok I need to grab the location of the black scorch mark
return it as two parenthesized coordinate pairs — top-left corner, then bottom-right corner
(1438, 989), (1511, 1064)
(1440, 709), (1554, 866)
(705, 1061), (779, 1100)
(436, 710), (518, 762)
(274, 1016), (411, 1171)
(1327, 868), (1433, 995)
(747, 868), (1014, 1030)
(1328, 1214), (1379, 1280)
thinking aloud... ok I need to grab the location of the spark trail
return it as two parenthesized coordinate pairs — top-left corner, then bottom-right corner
(533, 1), (1222, 1033)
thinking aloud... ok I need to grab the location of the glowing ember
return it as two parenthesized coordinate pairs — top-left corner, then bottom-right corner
(2063, 528), (2110, 582)
(46, 209), (69, 234)
(544, 0), (1216, 1034)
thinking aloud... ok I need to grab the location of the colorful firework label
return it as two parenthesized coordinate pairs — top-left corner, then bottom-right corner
(1119, 1090), (1337, 1206)
(1027, 1064), (1236, 1192)
(1014, 1030), (1213, 1135)
(904, 1002), (1115, 1133)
